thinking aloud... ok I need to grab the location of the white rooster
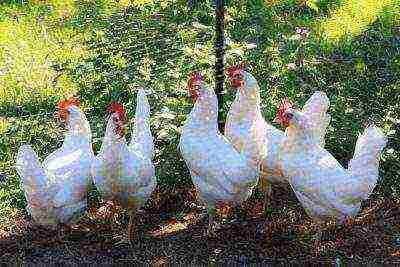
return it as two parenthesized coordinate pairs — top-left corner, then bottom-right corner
(225, 64), (330, 210)
(275, 97), (387, 243)
(92, 89), (155, 243)
(179, 72), (259, 237)
(16, 97), (94, 227)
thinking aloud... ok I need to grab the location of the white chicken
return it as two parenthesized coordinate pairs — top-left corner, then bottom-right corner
(16, 97), (94, 227)
(275, 97), (387, 243)
(92, 89), (155, 243)
(225, 65), (330, 210)
(179, 72), (259, 237)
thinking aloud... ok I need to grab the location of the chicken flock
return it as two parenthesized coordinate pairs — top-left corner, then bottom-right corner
(15, 65), (387, 246)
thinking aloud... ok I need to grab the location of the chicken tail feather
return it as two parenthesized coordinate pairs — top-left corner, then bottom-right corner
(302, 91), (331, 147)
(16, 145), (47, 189)
(348, 126), (387, 200)
(129, 88), (154, 159)
(16, 145), (49, 218)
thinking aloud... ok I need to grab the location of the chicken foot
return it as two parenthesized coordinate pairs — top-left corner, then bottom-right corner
(207, 207), (217, 238)
(127, 207), (137, 242)
(113, 200), (138, 246)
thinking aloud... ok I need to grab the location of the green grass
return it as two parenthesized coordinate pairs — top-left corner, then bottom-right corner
(0, 0), (82, 112)
(0, 0), (399, 223)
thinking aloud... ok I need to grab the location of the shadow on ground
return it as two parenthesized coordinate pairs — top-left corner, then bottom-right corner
(0, 184), (399, 265)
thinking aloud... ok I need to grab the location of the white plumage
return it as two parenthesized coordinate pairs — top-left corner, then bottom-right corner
(16, 99), (94, 227)
(179, 72), (258, 236)
(276, 99), (387, 223)
(225, 67), (331, 208)
(91, 89), (155, 241)
(225, 69), (286, 184)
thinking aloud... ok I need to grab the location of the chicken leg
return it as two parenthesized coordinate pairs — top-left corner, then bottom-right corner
(207, 207), (217, 238)
(260, 178), (274, 214)
(127, 207), (137, 242)
(114, 198), (138, 246)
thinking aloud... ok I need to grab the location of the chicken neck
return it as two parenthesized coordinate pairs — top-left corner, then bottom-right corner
(284, 124), (317, 152)
(101, 115), (128, 151)
(229, 80), (263, 126)
(184, 86), (219, 134)
(63, 108), (92, 150)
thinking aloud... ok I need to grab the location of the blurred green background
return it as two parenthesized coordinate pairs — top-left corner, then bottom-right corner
(0, 0), (399, 222)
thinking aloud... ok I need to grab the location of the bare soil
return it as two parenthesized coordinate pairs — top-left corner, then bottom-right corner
(1, 185), (399, 265)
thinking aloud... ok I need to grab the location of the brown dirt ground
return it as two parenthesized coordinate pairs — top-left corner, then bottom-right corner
(1, 184), (399, 265)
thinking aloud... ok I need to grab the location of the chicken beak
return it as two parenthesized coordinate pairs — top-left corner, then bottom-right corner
(274, 111), (293, 127)
(119, 125), (127, 137)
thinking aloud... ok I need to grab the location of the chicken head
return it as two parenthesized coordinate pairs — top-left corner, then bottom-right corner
(57, 97), (80, 122)
(187, 71), (204, 102)
(107, 101), (127, 138)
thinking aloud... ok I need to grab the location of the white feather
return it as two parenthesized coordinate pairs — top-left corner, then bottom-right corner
(179, 81), (258, 209)
(15, 106), (94, 226)
(92, 91), (155, 208)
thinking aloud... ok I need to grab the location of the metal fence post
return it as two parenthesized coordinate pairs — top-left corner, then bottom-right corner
(215, 0), (225, 133)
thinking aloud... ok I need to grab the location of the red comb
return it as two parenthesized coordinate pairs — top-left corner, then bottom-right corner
(187, 72), (203, 102)
(57, 97), (80, 121)
(227, 64), (245, 78)
(107, 101), (127, 121)
(57, 97), (80, 110)
(187, 71), (204, 91)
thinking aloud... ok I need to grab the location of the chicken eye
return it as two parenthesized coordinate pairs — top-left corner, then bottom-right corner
(234, 74), (242, 80)
(283, 113), (293, 120)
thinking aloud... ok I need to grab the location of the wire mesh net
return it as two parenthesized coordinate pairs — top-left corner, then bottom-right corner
(0, 0), (399, 263)
(0, 0), (219, 216)
(1, 0), (399, 211)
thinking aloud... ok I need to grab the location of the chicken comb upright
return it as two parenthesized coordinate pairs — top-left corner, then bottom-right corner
(107, 101), (127, 122)
(58, 97), (80, 111)
(187, 72), (203, 101)
(227, 63), (245, 78)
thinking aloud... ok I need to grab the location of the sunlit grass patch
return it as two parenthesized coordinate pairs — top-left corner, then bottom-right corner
(0, 0), (141, 110)
(102, 0), (174, 9)
(264, 0), (286, 7)
(132, 0), (174, 8)
(0, 117), (9, 136)
(0, 0), (176, 111)
(0, 2), (86, 108)
(319, 0), (399, 44)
